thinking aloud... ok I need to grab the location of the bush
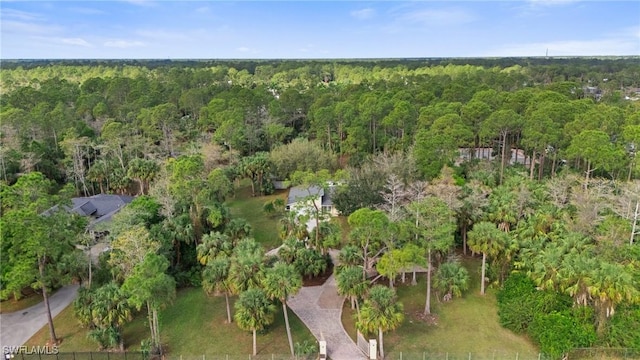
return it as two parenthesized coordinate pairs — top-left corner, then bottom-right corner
(294, 247), (330, 278)
(602, 304), (640, 350)
(529, 311), (596, 359)
(497, 273), (571, 333)
(496, 273), (536, 333)
(295, 340), (319, 359)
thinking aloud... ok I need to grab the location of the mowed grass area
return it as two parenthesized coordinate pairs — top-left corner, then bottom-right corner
(27, 287), (316, 356)
(226, 181), (288, 250)
(1, 292), (45, 314)
(342, 256), (540, 359)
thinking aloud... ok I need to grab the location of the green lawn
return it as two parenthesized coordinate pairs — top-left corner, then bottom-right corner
(226, 181), (288, 250)
(1, 292), (45, 314)
(342, 256), (540, 359)
(27, 287), (316, 357)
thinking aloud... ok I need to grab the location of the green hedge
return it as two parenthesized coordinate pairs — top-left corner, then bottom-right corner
(497, 273), (596, 359)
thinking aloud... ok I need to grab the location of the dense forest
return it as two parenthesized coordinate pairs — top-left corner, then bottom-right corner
(1, 58), (639, 358)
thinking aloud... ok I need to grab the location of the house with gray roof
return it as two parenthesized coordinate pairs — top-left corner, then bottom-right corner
(286, 184), (339, 217)
(44, 194), (133, 229)
(69, 194), (134, 227)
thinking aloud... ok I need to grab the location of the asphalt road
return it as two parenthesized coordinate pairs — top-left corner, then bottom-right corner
(0, 285), (79, 352)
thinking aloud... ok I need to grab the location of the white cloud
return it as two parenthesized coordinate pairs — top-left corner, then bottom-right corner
(196, 6), (211, 14)
(236, 46), (260, 55)
(527, 0), (581, 7)
(1, 20), (61, 34)
(68, 7), (107, 15)
(351, 8), (375, 20)
(487, 26), (640, 56)
(487, 38), (639, 57)
(104, 40), (146, 48)
(61, 38), (93, 47)
(300, 43), (315, 52)
(136, 29), (190, 41)
(121, 0), (156, 7)
(1, 8), (44, 21)
(401, 8), (475, 26)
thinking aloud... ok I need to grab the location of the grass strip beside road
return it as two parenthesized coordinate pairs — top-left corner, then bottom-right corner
(26, 287), (316, 356)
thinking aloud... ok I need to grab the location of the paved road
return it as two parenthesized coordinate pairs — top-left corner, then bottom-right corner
(0, 285), (79, 351)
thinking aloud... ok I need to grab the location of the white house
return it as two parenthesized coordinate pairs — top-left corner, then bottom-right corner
(286, 185), (339, 216)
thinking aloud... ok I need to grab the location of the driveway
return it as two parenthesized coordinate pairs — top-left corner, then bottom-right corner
(287, 250), (366, 360)
(0, 285), (79, 351)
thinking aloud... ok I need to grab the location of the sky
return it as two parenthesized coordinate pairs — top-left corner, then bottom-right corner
(1, 0), (639, 59)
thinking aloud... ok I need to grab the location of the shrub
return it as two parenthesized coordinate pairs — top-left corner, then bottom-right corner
(529, 311), (596, 359)
(497, 273), (571, 333)
(294, 247), (329, 278)
(602, 304), (640, 350)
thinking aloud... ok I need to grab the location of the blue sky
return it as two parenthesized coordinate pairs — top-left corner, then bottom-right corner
(1, 1), (639, 59)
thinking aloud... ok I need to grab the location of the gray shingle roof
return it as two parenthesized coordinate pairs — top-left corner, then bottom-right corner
(287, 186), (324, 205)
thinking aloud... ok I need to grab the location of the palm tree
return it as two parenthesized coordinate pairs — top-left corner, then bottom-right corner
(224, 218), (253, 242)
(262, 262), (302, 357)
(588, 261), (639, 335)
(197, 231), (232, 265)
(74, 283), (133, 350)
(127, 158), (159, 195)
(279, 211), (307, 241)
(433, 260), (470, 300)
(356, 285), (404, 359)
(467, 221), (508, 295)
(229, 238), (265, 294)
(336, 265), (368, 318)
(87, 159), (110, 194)
(338, 245), (362, 269)
(202, 256), (234, 323)
(234, 288), (277, 356)
(457, 180), (490, 255)
(293, 247), (328, 278)
(487, 185), (518, 232)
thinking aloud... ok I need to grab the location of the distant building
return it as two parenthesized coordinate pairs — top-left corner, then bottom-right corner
(583, 86), (603, 101)
(457, 147), (533, 167)
(624, 87), (640, 101)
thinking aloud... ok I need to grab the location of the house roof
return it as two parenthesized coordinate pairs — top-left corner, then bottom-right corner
(321, 187), (335, 206)
(44, 194), (134, 227)
(287, 186), (324, 205)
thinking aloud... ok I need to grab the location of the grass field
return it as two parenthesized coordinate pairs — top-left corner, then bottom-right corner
(342, 256), (540, 359)
(226, 181), (288, 250)
(1, 292), (45, 314)
(27, 287), (316, 356)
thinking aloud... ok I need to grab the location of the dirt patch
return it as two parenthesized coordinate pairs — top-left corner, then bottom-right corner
(413, 311), (439, 325)
(302, 262), (334, 287)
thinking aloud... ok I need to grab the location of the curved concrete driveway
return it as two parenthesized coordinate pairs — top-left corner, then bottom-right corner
(287, 249), (366, 360)
(0, 285), (79, 350)
(288, 274), (366, 360)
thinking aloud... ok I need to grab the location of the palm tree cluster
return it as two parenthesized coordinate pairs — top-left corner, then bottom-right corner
(197, 225), (303, 357)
